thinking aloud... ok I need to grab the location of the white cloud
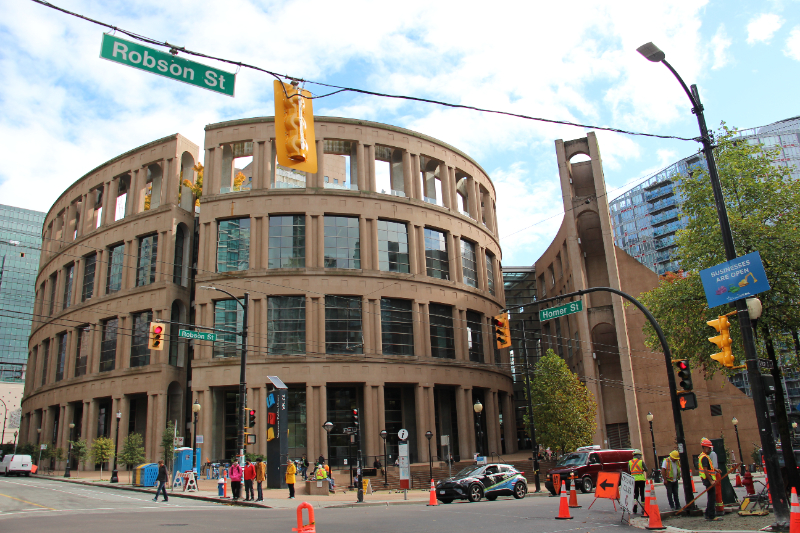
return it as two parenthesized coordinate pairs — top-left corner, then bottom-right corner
(785, 26), (800, 60)
(746, 14), (784, 44)
(710, 25), (733, 69)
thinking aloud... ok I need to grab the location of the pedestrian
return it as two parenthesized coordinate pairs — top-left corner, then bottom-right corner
(301, 454), (309, 480)
(243, 459), (256, 501)
(318, 454), (325, 465)
(699, 438), (721, 521)
(286, 458), (297, 499)
(255, 457), (266, 502)
(661, 450), (682, 510)
(229, 460), (243, 501)
(153, 460), (169, 502)
(628, 449), (647, 514)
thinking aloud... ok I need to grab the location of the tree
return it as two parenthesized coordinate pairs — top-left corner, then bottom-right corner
(182, 163), (204, 206)
(233, 171), (247, 191)
(638, 123), (800, 490)
(50, 447), (65, 471)
(90, 436), (115, 480)
(119, 433), (146, 484)
(524, 349), (597, 454)
(161, 421), (178, 472)
(69, 439), (90, 470)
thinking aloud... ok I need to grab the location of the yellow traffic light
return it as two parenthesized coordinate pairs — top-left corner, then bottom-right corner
(149, 321), (165, 351)
(707, 315), (734, 367)
(492, 313), (511, 350)
(274, 80), (317, 173)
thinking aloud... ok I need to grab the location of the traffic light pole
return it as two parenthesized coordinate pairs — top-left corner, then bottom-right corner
(238, 292), (249, 469)
(657, 62), (789, 527)
(505, 286), (694, 510)
(518, 319), (540, 492)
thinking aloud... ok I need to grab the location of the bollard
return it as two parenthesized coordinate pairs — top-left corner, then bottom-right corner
(292, 502), (316, 533)
(218, 477), (225, 497)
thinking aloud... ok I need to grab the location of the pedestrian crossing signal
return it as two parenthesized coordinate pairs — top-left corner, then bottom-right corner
(677, 392), (697, 411)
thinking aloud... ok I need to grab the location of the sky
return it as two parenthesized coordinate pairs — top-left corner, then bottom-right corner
(1, 0), (798, 266)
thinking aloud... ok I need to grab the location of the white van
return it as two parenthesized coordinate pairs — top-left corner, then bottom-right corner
(0, 455), (33, 476)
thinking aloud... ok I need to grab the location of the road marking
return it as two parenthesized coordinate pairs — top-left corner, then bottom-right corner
(0, 492), (57, 510)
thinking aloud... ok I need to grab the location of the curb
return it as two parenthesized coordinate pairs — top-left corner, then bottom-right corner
(30, 475), (271, 508)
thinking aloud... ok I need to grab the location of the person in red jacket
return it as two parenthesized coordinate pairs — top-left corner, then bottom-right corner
(243, 460), (256, 501)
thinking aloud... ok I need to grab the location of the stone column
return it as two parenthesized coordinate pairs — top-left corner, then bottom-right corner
(410, 154), (421, 200)
(358, 216), (369, 270)
(363, 384), (376, 459)
(366, 144), (376, 192)
(118, 314), (132, 369)
(452, 235), (463, 283)
(425, 386), (436, 459)
(448, 167), (459, 213)
(78, 194), (89, 237)
(159, 229), (173, 283)
(461, 387), (475, 458)
(377, 384), (386, 440)
(94, 249), (105, 299)
(502, 392), (516, 454)
(306, 384), (317, 462)
(118, 395), (130, 455)
(412, 301), (425, 357)
(87, 399), (99, 446)
(318, 384), (328, 460)
(369, 218), (379, 272)
(477, 246), (488, 292)
(316, 216), (325, 269)
(356, 141), (366, 191)
(361, 298), (373, 356)
(485, 391), (497, 455)
(454, 308), (467, 361)
(408, 223), (419, 275)
(315, 139), (326, 188)
(439, 162), (452, 209)
(123, 238), (136, 290)
(414, 384), (428, 462)
(402, 151), (412, 198)
(145, 394), (155, 460)
(160, 158), (171, 207)
(201, 389), (212, 461)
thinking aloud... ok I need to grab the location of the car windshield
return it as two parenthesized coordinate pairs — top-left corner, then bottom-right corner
(556, 453), (588, 467)
(453, 466), (483, 479)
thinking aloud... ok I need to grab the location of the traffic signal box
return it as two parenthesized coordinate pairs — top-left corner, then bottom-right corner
(274, 80), (317, 173)
(244, 408), (257, 445)
(492, 313), (511, 350)
(148, 322), (165, 350)
(352, 409), (359, 431)
(707, 315), (734, 368)
(674, 359), (697, 411)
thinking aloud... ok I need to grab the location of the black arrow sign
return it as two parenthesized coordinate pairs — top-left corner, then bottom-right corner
(600, 480), (615, 490)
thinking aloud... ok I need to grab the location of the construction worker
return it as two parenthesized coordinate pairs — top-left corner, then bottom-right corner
(661, 450), (682, 510)
(628, 449), (648, 513)
(699, 438), (721, 521)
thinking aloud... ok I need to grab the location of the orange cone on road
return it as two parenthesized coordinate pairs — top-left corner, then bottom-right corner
(645, 481), (666, 530)
(555, 481), (573, 520)
(791, 488), (800, 533)
(690, 475), (697, 493)
(427, 479), (438, 506)
(642, 480), (651, 518)
(568, 478), (581, 508)
(735, 472), (743, 487)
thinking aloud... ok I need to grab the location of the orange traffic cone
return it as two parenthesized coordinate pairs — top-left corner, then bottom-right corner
(568, 478), (581, 508)
(690, 475), (697, 493)
(715, 478), (724, 514)
(555, 481), (573, 520)
(427, 479), (438, 506)
(790, 488), (800, 533)
(642, 480), (651, 518)
(645, 481), (666, 530)
(735, 473), (743, 487)
(293, 502), (316, 533)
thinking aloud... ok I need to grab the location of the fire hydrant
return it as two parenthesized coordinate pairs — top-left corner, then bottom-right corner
(743, 471), (755, 496)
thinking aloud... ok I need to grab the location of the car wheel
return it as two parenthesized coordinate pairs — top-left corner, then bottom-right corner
(486, 494), (497, 501)
(467, 484), (483, 502)
(513, 481), (527, 499)
(25, 472), (31, 477)
(580, 476), (593, 494)
(439, 498), (452, 504)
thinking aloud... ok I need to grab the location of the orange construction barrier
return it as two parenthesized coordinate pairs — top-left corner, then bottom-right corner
(791, 488), (800, 533)
(292, 502), (316, 533)
(427, 479), (438, 506)
(568, 474), (581, 508)
(715, 476), (724, 514)
(555, 481), (573, 520)
(645, 481), (666, 530)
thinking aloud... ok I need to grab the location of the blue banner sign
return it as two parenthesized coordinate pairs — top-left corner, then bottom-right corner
(699, 251), (770, 309)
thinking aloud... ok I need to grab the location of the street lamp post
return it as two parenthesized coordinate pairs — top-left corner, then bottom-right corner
(36, 428), (42, 466)
(646, 412), (661, 483)
(322, 421), (334, 465)
(733, 417), (745, 476)
(64, 423), (75, 478)
(379, 430), (388, 487)
(13, 431), (18, 455)
(0, 398), (7, 445)
(192, 400), (201, 473)
(200, 286), (249, 470)
(637, 43), (789, 525)
(473, 400), (484, 457)
(425, 431), (433, 481)
(110, 410), (121, 483)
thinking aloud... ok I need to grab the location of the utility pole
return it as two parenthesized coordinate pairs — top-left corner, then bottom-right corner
(238, 293), (249, 470)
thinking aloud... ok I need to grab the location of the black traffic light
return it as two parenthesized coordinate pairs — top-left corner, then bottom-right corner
(352, 408), (359, 428)
(248, 409), (256, 428)
(675, 359), (693, 391)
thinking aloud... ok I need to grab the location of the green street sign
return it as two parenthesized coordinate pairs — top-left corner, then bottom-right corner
(99, 34), (235, 97)
(539, 300), (583, 322)
(179, 329), (217, 341)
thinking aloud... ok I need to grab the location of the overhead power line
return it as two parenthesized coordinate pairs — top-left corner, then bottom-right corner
(30, 0), (698, 143)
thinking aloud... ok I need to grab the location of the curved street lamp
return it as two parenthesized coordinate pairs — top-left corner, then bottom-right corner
(322, 421), (334, 465)
(473, 400), (484, 457)
(732, 417), (745, 476)
(646, 412), (661, 482)
(425, 431), (433, 481)
(110, 410), (121, 483)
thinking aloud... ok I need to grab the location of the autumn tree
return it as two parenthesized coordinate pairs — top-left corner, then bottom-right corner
(120, 433), (146, 484)
(524, 350), (597, 454)
(69, 438), (90, 470)
(233, 171), (247, 191)
(90, 436), (115, 480)
(182, 163), (204, 206)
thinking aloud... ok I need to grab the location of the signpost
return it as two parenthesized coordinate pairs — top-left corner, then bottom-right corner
(179, 329), (217, 341)
(699, 251), (770, 308)
(539, 300), (583, 322)
(99, 34), (236, 97)
(398, 430), (410, 494)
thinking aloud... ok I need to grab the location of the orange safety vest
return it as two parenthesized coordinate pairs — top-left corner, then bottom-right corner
(629, 458), (645, 480)
(698, 453), (716, 482)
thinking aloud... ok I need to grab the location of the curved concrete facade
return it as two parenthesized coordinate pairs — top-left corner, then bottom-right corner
(20, 117), (515, 468)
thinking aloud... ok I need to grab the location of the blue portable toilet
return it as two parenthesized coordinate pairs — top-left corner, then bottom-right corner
(172, 447), (202, 479)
